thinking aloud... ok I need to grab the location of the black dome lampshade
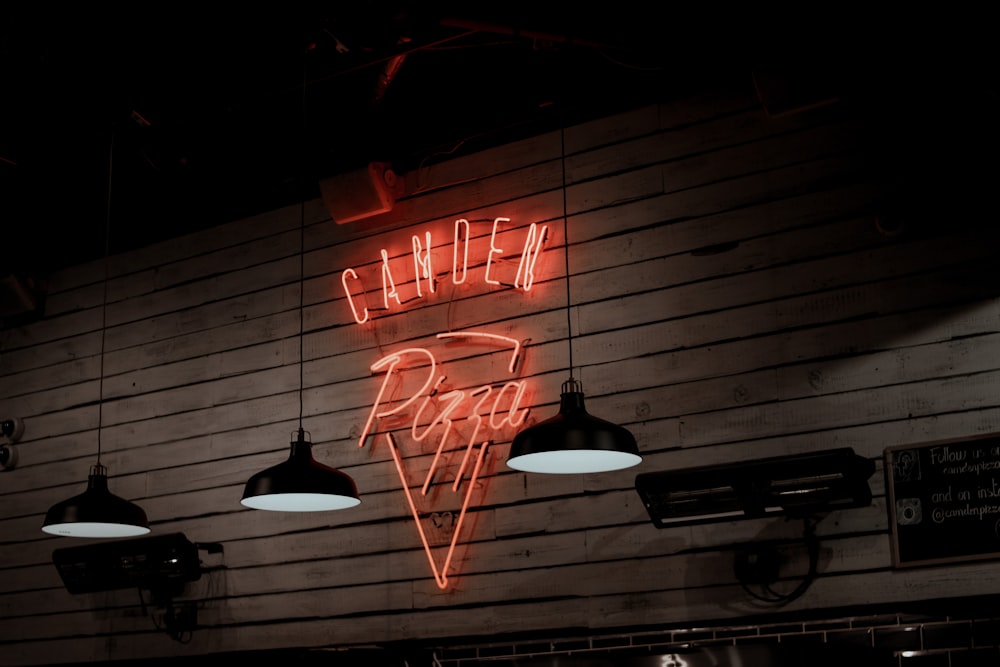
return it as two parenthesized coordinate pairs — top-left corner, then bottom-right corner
(240, 44), (361, 513)
(505, 125), (642, 475)
(41, 129), (151, 539)
(241, 428), (361, 511)
(42, 464), (150, 538)
(507, 378), (642, 474)
(240, 44), (361, 512)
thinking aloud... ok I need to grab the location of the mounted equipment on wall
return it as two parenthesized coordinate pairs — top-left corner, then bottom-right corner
(634, 447), (876, 528)
(41, 130), (151, 538)
(505, 127), (642, 474)
(635, 447), (876, 605)
(1, 417), (24, 471)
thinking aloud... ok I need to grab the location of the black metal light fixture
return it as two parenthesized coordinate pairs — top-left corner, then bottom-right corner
(506, 127), (642, 474)
(42, 463), (151, 538)
(241, 426), (360, 511)
(240, 38), (361, 512)
(42, 131), (151, 538)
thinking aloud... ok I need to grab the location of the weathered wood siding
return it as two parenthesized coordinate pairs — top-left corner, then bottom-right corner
(2, 76), (999, 665)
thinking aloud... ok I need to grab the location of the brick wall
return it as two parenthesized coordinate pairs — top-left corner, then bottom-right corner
(433, 604), (1000, 666)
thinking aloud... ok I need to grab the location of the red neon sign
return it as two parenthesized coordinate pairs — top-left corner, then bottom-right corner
(358, 331), (530, 589)
(349, 213), (547, 588)
(385, 431), (490, 589)
(452, 218), (470, 285)
(342, 216), (548, 325)
(483, 216), (510, 286)
(412, 231), (435, 297)
(341, 267), (369, 324)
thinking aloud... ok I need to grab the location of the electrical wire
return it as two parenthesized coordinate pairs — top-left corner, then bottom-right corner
(297, 36), (308, 434)
(738, 517), (820, 605)
(297, 185), (305, 431)
(95, 129), (114, 467)
(559, 126), (575, 382)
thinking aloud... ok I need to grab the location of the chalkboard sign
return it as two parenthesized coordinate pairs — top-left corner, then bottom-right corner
(885, 435), (1000, 567)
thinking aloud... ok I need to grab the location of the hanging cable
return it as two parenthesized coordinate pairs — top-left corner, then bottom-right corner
(560, 126), (575, 383)
(96, 128), (114, 467)
(41, 121), (151, 537)
(297, 38), (309, 433)
(504, 50), (641, 475)
(238, 26), (360, 513)
(297, 174), (305, 431)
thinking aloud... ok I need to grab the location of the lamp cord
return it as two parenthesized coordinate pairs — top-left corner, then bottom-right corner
(560, 126), (575, 382)
(298, 199), (305, 430)
(96, 129), (114, 467)
(739, 517), (820, 605)
(299, 40), (309, 433)
(297, 36), (310, 433)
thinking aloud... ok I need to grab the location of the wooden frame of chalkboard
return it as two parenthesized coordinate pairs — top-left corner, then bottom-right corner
(885, 434), (1000, 568)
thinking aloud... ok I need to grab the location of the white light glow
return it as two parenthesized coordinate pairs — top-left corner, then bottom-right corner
(506, 449), (643, 474)
(41, 522), (150, 538)
(240, 492), (360, 512)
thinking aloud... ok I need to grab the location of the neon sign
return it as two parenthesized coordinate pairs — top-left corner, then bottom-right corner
(357, 332), (529, 589)
(350, 215), (546, 589)
(342, 216), (548, 325)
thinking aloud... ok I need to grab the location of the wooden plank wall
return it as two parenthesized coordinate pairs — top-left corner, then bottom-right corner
(2, 76), (1000, 665)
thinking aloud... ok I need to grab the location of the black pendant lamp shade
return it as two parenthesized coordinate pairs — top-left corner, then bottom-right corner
(505, 124), (642, 475)
(240, 45), (361, 513)
(507, 379), (642, 474)
(241, 429), (361, 512)
(41, 464), (150, 538)
(41, 130), (152, 539)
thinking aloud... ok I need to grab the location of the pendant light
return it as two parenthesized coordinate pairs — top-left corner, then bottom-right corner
(238, 206), (361, 510)
(506, 127), (642, 474)
(240, 37), (361, 512)
(42, 130), (151, 538)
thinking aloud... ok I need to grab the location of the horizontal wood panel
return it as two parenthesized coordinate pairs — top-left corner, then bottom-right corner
(1, 530), (889, 633)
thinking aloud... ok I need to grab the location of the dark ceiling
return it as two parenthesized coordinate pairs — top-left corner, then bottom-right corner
(2, 7), (997, 280)
(2, 5), (714, 278)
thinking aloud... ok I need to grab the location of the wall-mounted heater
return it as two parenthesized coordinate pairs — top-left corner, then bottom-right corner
(52, 532), (203, 595)
(635, 448), (875, 528)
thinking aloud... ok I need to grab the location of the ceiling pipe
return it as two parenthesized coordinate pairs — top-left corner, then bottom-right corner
(438, 17), (617, 50)
(306, 29), (476, 89)
(372, 38), (411, 106)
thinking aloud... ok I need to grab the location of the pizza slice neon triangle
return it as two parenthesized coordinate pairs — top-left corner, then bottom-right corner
(385, 432), (490, 589)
